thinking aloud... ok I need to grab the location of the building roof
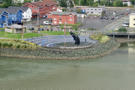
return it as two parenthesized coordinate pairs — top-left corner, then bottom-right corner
(0, 6), (29, 14)
(10, 24), (23, 29)
(25, 0), (57, 8)
(50, 11), (77, 15)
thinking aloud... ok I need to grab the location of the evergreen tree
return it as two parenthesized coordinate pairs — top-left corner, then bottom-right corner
(130, 0), (135, 5)
(59, 0), (67, 7)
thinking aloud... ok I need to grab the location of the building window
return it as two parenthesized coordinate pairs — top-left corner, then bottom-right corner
(69, 15), (72, 17)
(54, 21), (57, 24)
(59, 22), (62, 24)
(69, 19), (72, 21)
(59, 18), (62, 20)
(54, 18), (56, 20)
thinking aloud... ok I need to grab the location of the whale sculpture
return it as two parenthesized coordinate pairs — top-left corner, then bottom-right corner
(70, 32), (80, 45)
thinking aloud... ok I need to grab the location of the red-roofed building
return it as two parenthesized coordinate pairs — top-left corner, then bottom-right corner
(24, 0), (58, 18)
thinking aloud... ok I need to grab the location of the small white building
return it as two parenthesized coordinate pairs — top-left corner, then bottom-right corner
(12, 0), (24, 3)
(22, 8), (32, 22)
(122, 0), (132, 6)
(5, 24), (25, 33)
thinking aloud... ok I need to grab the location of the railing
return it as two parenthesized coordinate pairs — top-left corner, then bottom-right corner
(78, 30), (135, 36)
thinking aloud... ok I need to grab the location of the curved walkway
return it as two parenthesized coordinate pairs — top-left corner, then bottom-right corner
(25, 35), (96, 47)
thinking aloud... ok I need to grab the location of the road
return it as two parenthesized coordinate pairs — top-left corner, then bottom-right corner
(79, 15), (129, 36)
(100, 15), (129, 32)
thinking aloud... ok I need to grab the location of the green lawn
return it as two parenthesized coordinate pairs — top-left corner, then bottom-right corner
(41, 31), (69, 35)
(0, 31), (69, 39)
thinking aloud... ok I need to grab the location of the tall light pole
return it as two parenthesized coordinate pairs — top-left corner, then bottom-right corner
(64, 14), (68, 46)
(36, 7), (40, 27)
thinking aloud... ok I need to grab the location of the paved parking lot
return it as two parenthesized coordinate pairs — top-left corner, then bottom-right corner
(78, 8), (134, 31)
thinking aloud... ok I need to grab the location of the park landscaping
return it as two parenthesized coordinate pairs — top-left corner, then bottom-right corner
(0, 31), (120, 60)
(0, 31), (69, 39)
(90, 34), (110, 43)
(0, 38), (120, 60)
(0, 39), (40, 49)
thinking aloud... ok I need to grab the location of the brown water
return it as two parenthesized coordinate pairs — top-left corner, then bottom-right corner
(0, 43), (135, 90)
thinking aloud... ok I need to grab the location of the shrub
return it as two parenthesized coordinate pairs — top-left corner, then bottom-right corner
(8, 43), (13, 47)
(90, 34), (110, 43)
(118, 27), (127, 32)
(0, 39), (39, 49)
(2, 43), (9, 48)
(0, 42), (1, 48)
(16, 44), (21, 48)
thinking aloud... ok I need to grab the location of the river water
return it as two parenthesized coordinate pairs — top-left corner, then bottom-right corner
(0, 43), (135, 89)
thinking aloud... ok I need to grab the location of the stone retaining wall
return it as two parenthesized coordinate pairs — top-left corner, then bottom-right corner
(0, 39), (120, 60)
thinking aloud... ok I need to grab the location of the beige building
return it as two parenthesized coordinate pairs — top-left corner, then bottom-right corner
(129, 13), (135, 28)
(12, 0), (24, 3)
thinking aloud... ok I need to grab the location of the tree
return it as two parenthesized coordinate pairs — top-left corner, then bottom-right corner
(118, 27), (127, 32)
(59, 0), (67, 7)
(113, 0), (123, 7)
(130, 0), (135, 5)
(89, 0), (94, 6)
(2, 0), (13, 8)
(24, 0), (32, 3)
(58, 0), (74, 8)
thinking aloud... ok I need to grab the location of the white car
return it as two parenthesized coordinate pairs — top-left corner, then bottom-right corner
(122, 23), (129, 27)
(43, 21), (51, 25)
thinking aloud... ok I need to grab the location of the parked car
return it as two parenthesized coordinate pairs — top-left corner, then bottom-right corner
(122, 22), (129, 27)
(43, 20), (52, 25)
(43, 15), (47, 19)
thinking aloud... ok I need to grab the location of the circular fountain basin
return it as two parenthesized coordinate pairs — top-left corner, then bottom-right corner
(25, 35), (96, 48)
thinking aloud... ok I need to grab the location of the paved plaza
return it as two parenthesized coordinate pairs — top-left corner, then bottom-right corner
(25, 35), (96, 47)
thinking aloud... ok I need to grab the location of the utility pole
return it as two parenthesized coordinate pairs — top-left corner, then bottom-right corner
(64, 15), (67, 47)
(36, 7), (40, 33)
(21, 22), (24, 40)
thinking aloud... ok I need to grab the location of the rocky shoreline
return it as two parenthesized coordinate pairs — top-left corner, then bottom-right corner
(0, 39), (120, 60)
